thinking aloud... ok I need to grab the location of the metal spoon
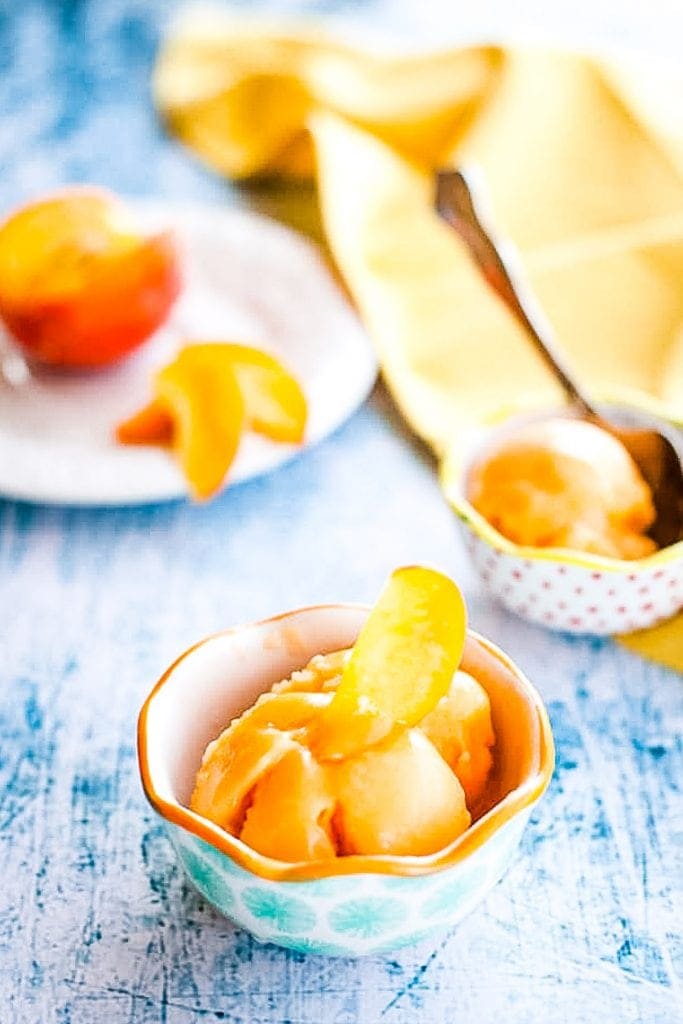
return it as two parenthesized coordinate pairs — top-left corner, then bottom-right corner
(435, 167), (683, 549)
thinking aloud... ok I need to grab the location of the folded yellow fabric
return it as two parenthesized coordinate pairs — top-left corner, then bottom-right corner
(155, 10), (683, 670)
(619, 614), (683, 673)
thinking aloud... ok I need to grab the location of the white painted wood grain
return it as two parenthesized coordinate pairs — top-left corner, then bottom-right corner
(0, 2), (682, 1022)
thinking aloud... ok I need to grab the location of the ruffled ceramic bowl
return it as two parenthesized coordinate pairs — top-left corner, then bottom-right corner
(441, 409), (683, 637)
(138, 604), (554, 957)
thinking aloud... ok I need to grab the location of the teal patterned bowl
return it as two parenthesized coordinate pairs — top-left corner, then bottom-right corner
(138, 605), (553, 957)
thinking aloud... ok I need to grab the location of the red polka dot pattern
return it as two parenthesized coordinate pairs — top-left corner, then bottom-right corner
(462, 524), (682, 635)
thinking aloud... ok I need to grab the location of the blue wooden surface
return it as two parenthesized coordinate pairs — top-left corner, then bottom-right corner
(1, 3), (682, 1022)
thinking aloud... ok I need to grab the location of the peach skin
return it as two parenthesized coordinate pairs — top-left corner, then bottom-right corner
(0, 187), (181, 367)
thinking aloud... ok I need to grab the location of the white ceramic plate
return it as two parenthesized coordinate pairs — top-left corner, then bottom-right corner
(0, 201), (377, 506)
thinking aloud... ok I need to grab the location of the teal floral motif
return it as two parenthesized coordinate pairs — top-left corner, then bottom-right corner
(241, 887), (316, 934)
(329, 897), (406, 939)
(180, 847), (235, 914)
(421, 871), (481, 918)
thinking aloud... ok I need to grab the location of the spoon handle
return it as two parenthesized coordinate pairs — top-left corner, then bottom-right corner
(435, 167), (596, 418)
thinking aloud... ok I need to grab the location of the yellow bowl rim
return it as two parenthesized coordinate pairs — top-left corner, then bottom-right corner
(445, 487), (683, 575)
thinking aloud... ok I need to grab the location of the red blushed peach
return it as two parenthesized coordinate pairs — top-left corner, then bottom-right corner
(0, 188), (181, 368)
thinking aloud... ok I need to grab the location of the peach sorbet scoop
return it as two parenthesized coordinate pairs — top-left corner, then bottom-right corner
(190, 568), (495, 862)
(467, 418), (657, 560)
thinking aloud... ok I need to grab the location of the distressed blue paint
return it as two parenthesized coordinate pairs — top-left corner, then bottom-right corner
(1, 1), (683, 1022)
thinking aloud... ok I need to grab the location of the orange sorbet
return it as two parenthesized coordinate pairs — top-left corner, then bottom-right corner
(190, 650), (495, 862)
(467, 418), (657, 560)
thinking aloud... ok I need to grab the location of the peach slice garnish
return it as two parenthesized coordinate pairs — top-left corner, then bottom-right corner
(313, 566), (468, 759)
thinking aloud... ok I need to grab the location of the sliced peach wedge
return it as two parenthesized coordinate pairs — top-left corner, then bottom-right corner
(311, 566), (468, 760)
(0, 187), (181, 367)
(154, 355), (245, 501)
(115, 400), (175, 446)
(181, 343), (307, 445)
(116, 342), (308, 500)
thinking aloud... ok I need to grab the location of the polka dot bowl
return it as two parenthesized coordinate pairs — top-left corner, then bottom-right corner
(440, 414), (683, 637)
(137, 604), (554, 957)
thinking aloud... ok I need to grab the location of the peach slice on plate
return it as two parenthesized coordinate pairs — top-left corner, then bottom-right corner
(154, 354), (245, 502)
(116, 342), (308, 500)
(0, 187), (181, 368)
(201, 343), (307, 444)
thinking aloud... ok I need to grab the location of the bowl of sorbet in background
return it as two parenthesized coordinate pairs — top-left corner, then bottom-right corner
(138, 603), (553, 957)
(441, 410), (683, 636)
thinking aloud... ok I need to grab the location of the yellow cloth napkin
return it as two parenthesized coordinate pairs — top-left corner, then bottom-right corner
(154, 10), (683, 670)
